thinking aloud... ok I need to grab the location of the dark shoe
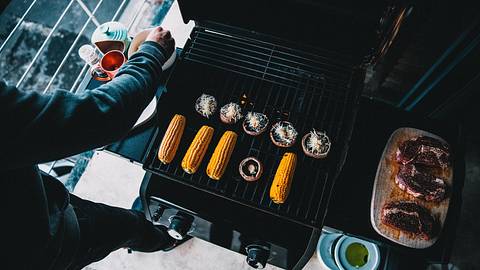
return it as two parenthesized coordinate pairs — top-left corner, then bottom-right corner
(129, 225), (176, 252)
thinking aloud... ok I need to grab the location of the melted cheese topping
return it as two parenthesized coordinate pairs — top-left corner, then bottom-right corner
(245, 112), (268, 132)
(226, 105), (236, 118)
(273, 122), (297, 144)
(220, 103), (242, 122)
(195, 94), (217, 118)
(247, 112), (260, 128)
(306, 130), (331, 155)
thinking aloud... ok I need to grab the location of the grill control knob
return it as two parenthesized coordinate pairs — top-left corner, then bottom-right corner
(167, 213), (193, 240)
(245, 244), (270, 269)
(152, 207), (163, 222)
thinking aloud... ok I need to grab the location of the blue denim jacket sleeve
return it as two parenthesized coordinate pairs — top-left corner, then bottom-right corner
(0, 41), (166, 170)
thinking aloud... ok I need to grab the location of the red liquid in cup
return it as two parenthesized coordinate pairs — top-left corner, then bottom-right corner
(100, 50), (126, 79)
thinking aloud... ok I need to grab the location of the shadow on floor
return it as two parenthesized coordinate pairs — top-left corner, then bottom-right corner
(450, 128), (480, 270)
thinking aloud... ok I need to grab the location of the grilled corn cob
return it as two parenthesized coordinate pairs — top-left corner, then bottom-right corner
(181, 126), (214, 174)
(206, 131), (238, 180)
(158, 114), (186, 164)
(270, 152), (297, 204)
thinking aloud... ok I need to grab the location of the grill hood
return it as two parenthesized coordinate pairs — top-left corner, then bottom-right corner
(177, 0), (396, 63)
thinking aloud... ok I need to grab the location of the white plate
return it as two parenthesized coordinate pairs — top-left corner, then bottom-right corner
(133, 97), (157, 129)
(370, 127), (452, 249)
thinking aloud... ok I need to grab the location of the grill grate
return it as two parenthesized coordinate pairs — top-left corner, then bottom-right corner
(144, 27), (363, 227)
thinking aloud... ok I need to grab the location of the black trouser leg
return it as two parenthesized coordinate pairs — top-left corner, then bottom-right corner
(67, 194), (172, 270)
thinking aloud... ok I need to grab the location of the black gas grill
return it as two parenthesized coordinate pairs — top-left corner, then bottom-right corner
(143, 25), (363, 228)
(137, 1), (410, 269)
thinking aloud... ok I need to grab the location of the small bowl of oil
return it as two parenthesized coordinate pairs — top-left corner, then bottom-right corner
(334, 235), (380, 270)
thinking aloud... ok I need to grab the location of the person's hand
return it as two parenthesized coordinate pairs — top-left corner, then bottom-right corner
(145, 26), (175, 57)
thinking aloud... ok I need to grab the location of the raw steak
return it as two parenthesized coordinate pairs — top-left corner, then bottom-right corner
(381, 200), (436, 240)
(396, 140), (419, 164)
(396, 136), (450, 168)
(395, 164), (447, 202)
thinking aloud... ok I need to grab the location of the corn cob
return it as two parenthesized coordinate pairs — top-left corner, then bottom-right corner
(158, 114), (186, 164)
(270, 152), (297, 204)
(181, 126), (214, 174)
(206, 131), (238, 180)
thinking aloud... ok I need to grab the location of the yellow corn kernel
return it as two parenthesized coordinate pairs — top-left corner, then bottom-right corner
(270, 152), (297, 204)
(158, 114), (186, 164)
(181, 126), (214, 174)
(206, 131), (237, 180)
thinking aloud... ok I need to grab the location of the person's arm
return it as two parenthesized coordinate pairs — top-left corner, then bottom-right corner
(0, 29), (174, 170)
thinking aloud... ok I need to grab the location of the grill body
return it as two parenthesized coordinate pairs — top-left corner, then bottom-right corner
(140, 23), (367, 269)
(143, 25), (364, 229)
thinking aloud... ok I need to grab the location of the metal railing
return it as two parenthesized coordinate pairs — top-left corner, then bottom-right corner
(0, 0), (153, 176)
(0, 0), (153, 93)
(0, 0), (38, 54)
(69, 0), (130, 93)
(42, 0), (104, 93)
(15, 0), (76, 88)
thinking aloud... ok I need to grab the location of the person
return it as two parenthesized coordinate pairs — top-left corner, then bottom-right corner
(0, 26), (176, 270)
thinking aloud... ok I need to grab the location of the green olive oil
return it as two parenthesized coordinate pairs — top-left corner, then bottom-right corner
(345, 242), (369, 268)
